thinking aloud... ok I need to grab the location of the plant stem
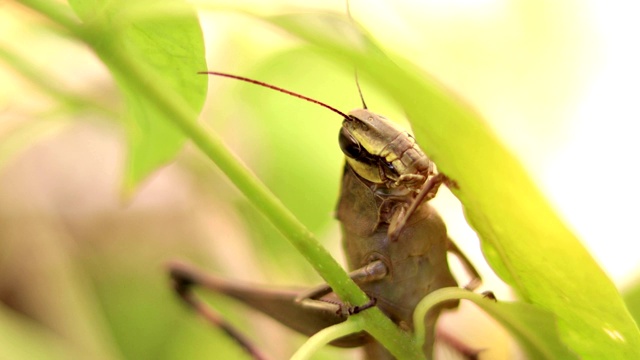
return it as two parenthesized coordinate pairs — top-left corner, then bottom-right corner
(291, 318), (364, 360)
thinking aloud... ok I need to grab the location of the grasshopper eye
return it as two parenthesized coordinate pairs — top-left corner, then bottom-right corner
(339, 127), (362, 158)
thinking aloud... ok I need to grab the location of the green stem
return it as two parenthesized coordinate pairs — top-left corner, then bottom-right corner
(291, 318), (365, 360)
(413, 287), (478, 349)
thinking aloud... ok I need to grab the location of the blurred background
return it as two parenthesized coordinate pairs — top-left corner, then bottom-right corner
(1, 0), (639, 359)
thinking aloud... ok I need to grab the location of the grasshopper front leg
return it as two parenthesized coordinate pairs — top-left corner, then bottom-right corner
(388, 173), (446, 241)
(295, 259), (387, 316)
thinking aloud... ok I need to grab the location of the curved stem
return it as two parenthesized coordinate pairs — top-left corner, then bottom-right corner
(413, 287), (479, 348)
(291, 318), (365, 360)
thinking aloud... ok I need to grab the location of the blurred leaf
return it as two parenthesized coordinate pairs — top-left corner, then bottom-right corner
(0, 118), (71, 171)
(91, 266), (177, 360)
(67, 0), (207, 193)
(162, 319), (254, 360)
(0, 306), (75, 360)
(0, 45), (114, 116)
(623, 279), (640, 329)
(0, 213), (122, 360)
(86, 249), (252, 360)
(259, 11), (640, 359)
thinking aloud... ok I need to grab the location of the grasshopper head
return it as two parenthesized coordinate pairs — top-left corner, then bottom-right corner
(340, 109), (434, 189)
(339, 109), (409, 184)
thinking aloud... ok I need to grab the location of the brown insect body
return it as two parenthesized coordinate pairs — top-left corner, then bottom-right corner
(337, 110), (459, 358)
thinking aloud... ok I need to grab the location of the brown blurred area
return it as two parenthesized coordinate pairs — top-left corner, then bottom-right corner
(0, 120), (270, 359)
(0, 6), (281, 358)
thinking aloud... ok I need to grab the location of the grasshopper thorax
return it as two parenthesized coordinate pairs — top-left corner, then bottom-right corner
(339, 109), (434, 190)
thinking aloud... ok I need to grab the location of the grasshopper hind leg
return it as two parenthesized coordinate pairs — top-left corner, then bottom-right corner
(169, 261), (269, 360)
(167, 260), (374, 358)
(446, 239), (482, 291)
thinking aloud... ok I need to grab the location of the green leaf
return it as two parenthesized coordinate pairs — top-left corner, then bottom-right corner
(623, 279), (640, 329)
(67, 0), (207, 193)
(260, 11), (640, 359)
(415, 288), (578, 359)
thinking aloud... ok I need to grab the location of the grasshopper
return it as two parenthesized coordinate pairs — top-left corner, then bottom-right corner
(169, 72), (481, 359)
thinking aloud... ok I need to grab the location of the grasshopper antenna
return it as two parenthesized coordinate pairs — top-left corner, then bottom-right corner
(199, 71), (349, 119)
(346, 0), (353, 19)
(354, 71), (368, 109)
(345, 0), (368, 110)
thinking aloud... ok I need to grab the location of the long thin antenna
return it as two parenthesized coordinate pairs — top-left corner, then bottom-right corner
(345, 0), (368, 110)
(199, 71), (349, 119)
(354, 71), (368, 109)
(346, 0), (353, 18)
